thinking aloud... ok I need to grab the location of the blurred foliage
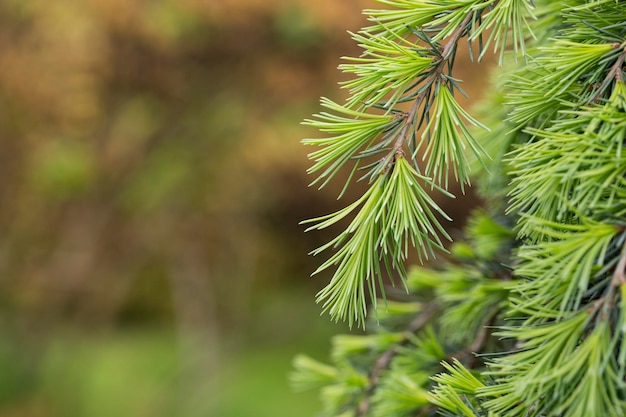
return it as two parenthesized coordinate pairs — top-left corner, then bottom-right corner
(0, 0), (379, 415)
(0, 0), (375, 329)
(0, 0), (483, 415)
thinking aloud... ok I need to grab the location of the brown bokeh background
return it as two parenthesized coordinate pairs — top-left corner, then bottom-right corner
(0, 1), (490, 416)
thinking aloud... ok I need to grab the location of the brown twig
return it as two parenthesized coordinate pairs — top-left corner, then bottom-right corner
(357, 303), (439, 416)
(590, 44), (626, 103)
(587, 239), (626, 321)
(612, 240), (626, 287)
(607, 45), (626, 83)
(463, 308), (499, 368)
(390, 11), (476, 155)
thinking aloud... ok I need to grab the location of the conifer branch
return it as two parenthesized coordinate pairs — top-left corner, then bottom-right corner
(303, 3), (496, 328)
(291, 2), (626, 416)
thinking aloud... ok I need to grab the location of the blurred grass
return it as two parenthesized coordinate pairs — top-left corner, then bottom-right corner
(37, 331), (319, 417)
(40, 331), (179, 417)
(216, 344), (324, 417)
(0, 289), (344, 417)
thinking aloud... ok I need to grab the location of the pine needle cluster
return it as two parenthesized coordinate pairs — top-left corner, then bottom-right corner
(294, 1), (626, 416)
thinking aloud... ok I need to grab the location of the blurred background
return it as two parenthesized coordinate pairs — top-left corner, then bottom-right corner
(0, 1), (489, 416)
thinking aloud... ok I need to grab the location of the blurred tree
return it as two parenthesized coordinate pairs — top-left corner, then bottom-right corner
(0, 0), (485, 415)
(0, 0), (355, 329)
(0, 0), (380, 415)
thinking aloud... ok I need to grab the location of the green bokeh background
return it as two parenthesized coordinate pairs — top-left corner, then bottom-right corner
(0, 1), (486, 415)
(0, 1), (374, 415)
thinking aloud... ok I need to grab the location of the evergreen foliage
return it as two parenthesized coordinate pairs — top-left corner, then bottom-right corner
(294, 1), (626, 416)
